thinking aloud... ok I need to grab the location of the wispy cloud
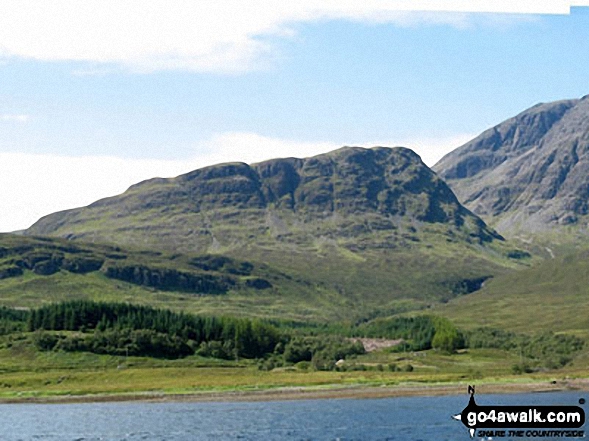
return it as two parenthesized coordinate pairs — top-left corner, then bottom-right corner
(0, 1), (582, 74)
(0, 131), (472, 232)
(0, 114), (29, 122)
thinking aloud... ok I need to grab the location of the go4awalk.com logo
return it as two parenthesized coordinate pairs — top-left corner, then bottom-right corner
(453, 386), (586, 438)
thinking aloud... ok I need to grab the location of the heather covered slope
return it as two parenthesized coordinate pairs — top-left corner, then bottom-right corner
(434, 95), (589, 237)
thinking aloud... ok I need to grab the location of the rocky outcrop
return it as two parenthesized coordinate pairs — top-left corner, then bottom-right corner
(434, 96), (589, 235)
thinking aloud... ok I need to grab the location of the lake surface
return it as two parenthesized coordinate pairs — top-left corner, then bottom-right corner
(0, 391), (585, 440)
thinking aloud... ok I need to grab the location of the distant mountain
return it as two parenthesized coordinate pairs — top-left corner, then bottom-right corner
(23, 147), (520, 320)
(434, 95), (589, 236)
(28, 146), (499, 252)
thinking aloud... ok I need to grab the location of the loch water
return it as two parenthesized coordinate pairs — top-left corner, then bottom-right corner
(0, 391), (585, 440)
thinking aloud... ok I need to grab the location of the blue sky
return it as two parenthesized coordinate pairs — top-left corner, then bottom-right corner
(1, 1), (589, 231)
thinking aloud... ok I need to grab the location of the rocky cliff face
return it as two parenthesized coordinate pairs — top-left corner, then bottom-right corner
(27, 146), (499, 253)
(434, 96), (589, 235)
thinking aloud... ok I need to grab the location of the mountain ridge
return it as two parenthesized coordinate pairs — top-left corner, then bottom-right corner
(434, 95), (589, 236)
(28, 146), (501, 253)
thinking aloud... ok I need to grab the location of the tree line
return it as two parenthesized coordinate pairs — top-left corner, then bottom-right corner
(28, 300), (280, 359)
(0, 301), (583, 371)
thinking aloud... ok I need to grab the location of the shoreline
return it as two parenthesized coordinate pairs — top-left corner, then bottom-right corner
(2, 379), (588, 405)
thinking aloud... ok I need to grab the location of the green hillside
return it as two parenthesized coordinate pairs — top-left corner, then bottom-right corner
(434, 247), (589, 334)
(10, 146), (531, 322)
(0, 233), (524, 323)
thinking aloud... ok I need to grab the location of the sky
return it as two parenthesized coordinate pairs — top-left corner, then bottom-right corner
(1, 1), (589, 232)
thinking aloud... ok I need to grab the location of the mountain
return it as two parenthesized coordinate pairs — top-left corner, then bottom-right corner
(28, 146), (498, 251)
(434, 95), (589, 237)
(22, 147), (522, 320)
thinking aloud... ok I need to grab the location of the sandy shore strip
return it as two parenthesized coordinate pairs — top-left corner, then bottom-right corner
(2, 379), (588, 405)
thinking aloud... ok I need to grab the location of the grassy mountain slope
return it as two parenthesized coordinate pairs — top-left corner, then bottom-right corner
(434, 247), (589, 334)
(0, 233), (523, 323)
(17, 147), (525, 321)
(0, 234), (340, 321)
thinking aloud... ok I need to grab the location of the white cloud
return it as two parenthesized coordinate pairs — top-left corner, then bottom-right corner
(0, 114), (29, 123)
(0, 1), (580, 73)
(0, 131), (471, 232)
(196, 132), (341, 165)
(192, 131), (472, 168)
(0, 153), (188, 232)
(0, 133), (340, 231)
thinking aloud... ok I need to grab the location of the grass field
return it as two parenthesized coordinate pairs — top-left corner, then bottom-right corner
(1, 333), (586, 402)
